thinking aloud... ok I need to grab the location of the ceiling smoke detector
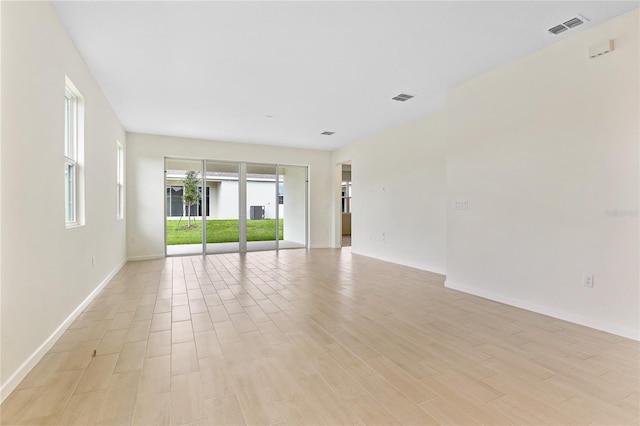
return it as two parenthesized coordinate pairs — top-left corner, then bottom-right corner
(392, 93), (414, 102)
(548, 14), (589, 35)
(321, 131), (335, 136)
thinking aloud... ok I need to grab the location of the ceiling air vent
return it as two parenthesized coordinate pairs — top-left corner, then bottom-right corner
(548, 14), (589, 35)
(392, 93), (414, 102)
(563, 17), (584, 28)
(548, 24), (568, 35)
(321, 131), (335, 136)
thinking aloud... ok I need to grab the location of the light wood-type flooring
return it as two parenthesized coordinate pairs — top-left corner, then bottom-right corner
(1, 248), (638, 425)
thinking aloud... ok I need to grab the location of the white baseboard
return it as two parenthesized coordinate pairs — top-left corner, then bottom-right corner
(0, 259), (127, 403)
(445, 280), (639, 341)
(127, 254), (165, 261)
(351, 249), (447, 277)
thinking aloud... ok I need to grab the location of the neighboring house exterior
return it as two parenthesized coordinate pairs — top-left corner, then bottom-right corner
(166, 170), (284, 220)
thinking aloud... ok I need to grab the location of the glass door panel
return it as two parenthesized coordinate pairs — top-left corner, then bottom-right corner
(205, 161), (240, 254)
(165, 158), (204, 256)
(246, 163), (278, 252)
(279, 165), (307, 249)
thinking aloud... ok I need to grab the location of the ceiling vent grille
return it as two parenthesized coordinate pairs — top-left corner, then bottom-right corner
(392, 93), (414, 102)
(548, 24), (568, 35)
(321, 131), (335, 136)
(548, 15), (588, 35)
(563, 17), (584, 28)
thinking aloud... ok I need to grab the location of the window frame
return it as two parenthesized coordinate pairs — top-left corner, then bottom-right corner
(116, 141), (124, 219)
(64, 85), (79, 226)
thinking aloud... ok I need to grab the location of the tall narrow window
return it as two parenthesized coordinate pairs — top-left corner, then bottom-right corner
(64, 77), (84, 227)
(64, 86), (78, 224)
(117, 142), (124, 219)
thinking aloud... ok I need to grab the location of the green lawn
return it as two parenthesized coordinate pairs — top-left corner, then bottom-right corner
(167, 219), (283, 245)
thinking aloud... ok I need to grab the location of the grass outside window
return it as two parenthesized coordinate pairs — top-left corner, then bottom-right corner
(166, 219), (283, 245)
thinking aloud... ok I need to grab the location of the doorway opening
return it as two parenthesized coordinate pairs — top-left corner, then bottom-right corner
(341, 162), (352, 247)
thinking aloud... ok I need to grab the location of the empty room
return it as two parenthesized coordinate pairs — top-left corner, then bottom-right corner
(1, 1), (638, 425)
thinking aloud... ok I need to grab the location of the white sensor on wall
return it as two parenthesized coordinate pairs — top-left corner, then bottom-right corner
(588, 40), (614, 59)
(455, 200), (468, 210)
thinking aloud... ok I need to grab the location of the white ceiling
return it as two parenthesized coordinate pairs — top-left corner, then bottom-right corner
(52, 1), (638, 151)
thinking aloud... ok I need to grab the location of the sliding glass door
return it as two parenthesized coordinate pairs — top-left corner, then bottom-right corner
(246, 163), (279, 252)
(165, 159), (204, 256)
(165, 157), (307, 256)
(279, 165), (307, 249)
(205, 161), (240, 254)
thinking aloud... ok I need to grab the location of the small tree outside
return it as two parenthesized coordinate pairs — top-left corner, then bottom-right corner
(183, 170), (201, 228)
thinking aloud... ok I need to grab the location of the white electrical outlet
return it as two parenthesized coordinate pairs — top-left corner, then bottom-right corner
(583, 274), (594, 288)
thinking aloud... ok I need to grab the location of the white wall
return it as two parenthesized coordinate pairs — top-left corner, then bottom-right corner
(216, 180), (239, 219)
(247, 180), (278, 219)
(445, 10), (639, 339)
(0, 1), (3, 399)
(127, 133), (333, 259)
(1, 1), (127, 399)
(333, 111), (447, 274)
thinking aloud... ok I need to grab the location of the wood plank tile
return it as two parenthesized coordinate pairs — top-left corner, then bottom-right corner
(275, 393), (322, 426)
(204, 394), (247, 426)
(150, 312), (172, 332)
(213, 321), (241, 344)
(367, 356), (438, 404)
(96, 371), (140, 423)
(345, 394), (399, 426)
(358, 374), (438, 425)
(75, 354), (119, 394)
(171, 371), (206, 425)
(229, 312), (257, 333)
(58, 390), (107, 425)
(15, 352), (67, 390)
(171, 341), (200, 376)
(113, 341), (146, 373)
(172, 304), (191, 323)
(97, 330), (128, 355)
(137, 355), (171, 397)
(172, 320), (194, 344)
(295, 374), (357, 425)
(146, 330), (171, 358)
(191, 312), (214, 333)
(420, 397), (482, 425)
(232, 372), (281, 426)
(132, 392), (171, 426)
(253, 357), (301, 401)
(194, 330), (222, 359)
(199, 355), (235, 400)
(57, 340), (101, 371)
(324, 342), (377, 380)
(2, 251), (638, 426)
(312, 352), (366, 400)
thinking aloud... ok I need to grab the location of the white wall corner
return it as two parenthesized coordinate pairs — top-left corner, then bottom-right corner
(0, 260), (127, 403)
(444, 280), (640, 341)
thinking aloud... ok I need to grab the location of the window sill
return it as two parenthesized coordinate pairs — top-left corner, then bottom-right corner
(65, 223), (84, 229)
